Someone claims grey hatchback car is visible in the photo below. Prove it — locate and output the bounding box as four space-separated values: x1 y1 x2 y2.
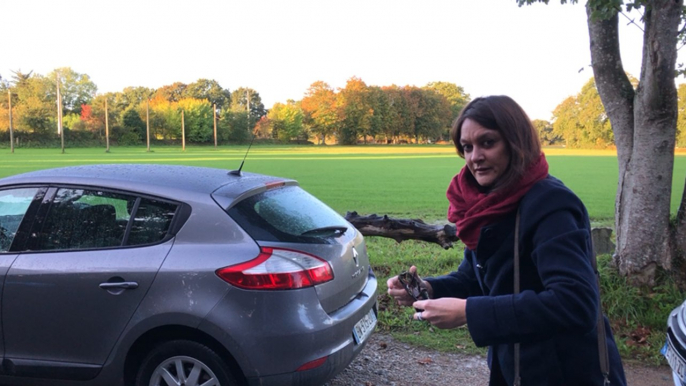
0 164 378 386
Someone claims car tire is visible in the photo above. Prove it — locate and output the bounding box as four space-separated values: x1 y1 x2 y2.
135 340 240 386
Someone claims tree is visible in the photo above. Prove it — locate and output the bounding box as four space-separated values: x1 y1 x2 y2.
10 70 33 86
413 88 452 143
61 113 82 131
86 93 119 139
575 78 613 147
301 81 338 144
551 78 613 148
47 68 97 115
678 84 686 147
79 104 104 136
532 119 560 146
551 96 580 147
423 81 471 123
177 98 213 143
0 71 54 135
337 77 373 145
185 79 231 111
268 100 305 142
253 116 272 139
82 97 101 137
148 95 181 140
366 86 391 144
219 110 251 143
0 76 10 132
381 85 412 143
400 86 429 143
230 87 266 125
13 75 55 134
114 87 154 112
520 0 684 285
119 108 145 143
155 82 187 102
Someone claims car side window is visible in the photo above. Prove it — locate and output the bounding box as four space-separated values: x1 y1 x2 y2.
32 188 135 251
126 198 178 246
0 188 41 252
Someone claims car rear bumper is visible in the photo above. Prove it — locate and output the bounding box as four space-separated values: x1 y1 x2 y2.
200 270 378 386
244 313 375 386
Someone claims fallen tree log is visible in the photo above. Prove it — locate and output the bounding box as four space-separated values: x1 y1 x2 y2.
345 212 458 249
345 212 615 255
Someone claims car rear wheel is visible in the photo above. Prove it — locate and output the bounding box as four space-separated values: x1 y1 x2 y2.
136 340 239 386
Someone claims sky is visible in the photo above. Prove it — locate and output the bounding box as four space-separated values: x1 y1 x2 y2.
1 0 683 121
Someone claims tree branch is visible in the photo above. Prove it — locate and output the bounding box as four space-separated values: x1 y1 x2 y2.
345 212 458 249
346 212 615 256
586 5 635 164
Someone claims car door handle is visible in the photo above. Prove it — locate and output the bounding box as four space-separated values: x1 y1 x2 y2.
99 281 139 290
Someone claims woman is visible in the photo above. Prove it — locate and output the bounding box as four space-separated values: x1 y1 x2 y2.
387 96 626 385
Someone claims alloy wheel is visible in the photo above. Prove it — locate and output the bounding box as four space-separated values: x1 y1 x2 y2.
149 355 220 386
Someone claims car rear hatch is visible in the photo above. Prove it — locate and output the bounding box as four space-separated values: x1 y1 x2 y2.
212 182 371 314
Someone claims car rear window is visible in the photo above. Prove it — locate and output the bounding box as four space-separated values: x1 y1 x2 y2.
227 185 351 244
126 199 178 246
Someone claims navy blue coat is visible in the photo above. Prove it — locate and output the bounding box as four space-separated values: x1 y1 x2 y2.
426 176 626 386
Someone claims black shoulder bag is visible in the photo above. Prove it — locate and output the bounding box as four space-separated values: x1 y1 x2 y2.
512 209 610 386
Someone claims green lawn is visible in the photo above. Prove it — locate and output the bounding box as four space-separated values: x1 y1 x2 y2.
1 145 684 223
1 144 685 362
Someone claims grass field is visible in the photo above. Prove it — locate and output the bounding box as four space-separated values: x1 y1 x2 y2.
1 144 685 363
1 145 685 224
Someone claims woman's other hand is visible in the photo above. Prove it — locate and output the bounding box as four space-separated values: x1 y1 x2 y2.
413 298 467 329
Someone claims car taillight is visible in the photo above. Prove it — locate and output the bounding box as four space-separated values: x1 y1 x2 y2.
216 247 334 290
296 356 328 371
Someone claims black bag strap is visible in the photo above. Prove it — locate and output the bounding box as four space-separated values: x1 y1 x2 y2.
513 209 522 386
513 209 610 385
590 235 611 385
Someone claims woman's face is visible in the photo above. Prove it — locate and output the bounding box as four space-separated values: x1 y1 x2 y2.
459 118 510 188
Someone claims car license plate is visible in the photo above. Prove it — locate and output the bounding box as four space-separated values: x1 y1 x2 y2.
353 308 377 345
664 339 686 383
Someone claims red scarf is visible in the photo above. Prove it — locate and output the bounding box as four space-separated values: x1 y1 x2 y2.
446 153 549 250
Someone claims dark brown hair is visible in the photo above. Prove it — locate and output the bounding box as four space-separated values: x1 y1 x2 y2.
450 95 541 190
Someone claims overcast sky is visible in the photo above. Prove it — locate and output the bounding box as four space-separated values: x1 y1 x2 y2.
2 0 683 120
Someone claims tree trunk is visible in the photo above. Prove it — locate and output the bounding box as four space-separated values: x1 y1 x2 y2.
677 177 686 261
586 0 682 285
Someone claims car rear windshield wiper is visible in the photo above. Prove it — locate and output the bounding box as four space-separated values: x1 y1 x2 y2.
300 226 348 238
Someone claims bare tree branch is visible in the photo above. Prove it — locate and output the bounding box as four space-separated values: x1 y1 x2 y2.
345 212 458 249
346 212 615 256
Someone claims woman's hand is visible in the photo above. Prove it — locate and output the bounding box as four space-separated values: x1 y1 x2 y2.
387 265 433 307
412 297 467 329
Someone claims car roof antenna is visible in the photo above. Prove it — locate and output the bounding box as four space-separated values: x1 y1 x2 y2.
229 131 257 177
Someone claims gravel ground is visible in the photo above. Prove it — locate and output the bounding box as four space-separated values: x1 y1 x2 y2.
326 332 675 386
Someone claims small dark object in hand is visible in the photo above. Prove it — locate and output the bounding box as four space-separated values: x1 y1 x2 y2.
398 271 429 301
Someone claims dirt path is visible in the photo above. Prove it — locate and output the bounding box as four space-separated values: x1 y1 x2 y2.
326 332 674 385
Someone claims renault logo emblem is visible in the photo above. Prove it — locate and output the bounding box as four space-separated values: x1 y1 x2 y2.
352 246 359 267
